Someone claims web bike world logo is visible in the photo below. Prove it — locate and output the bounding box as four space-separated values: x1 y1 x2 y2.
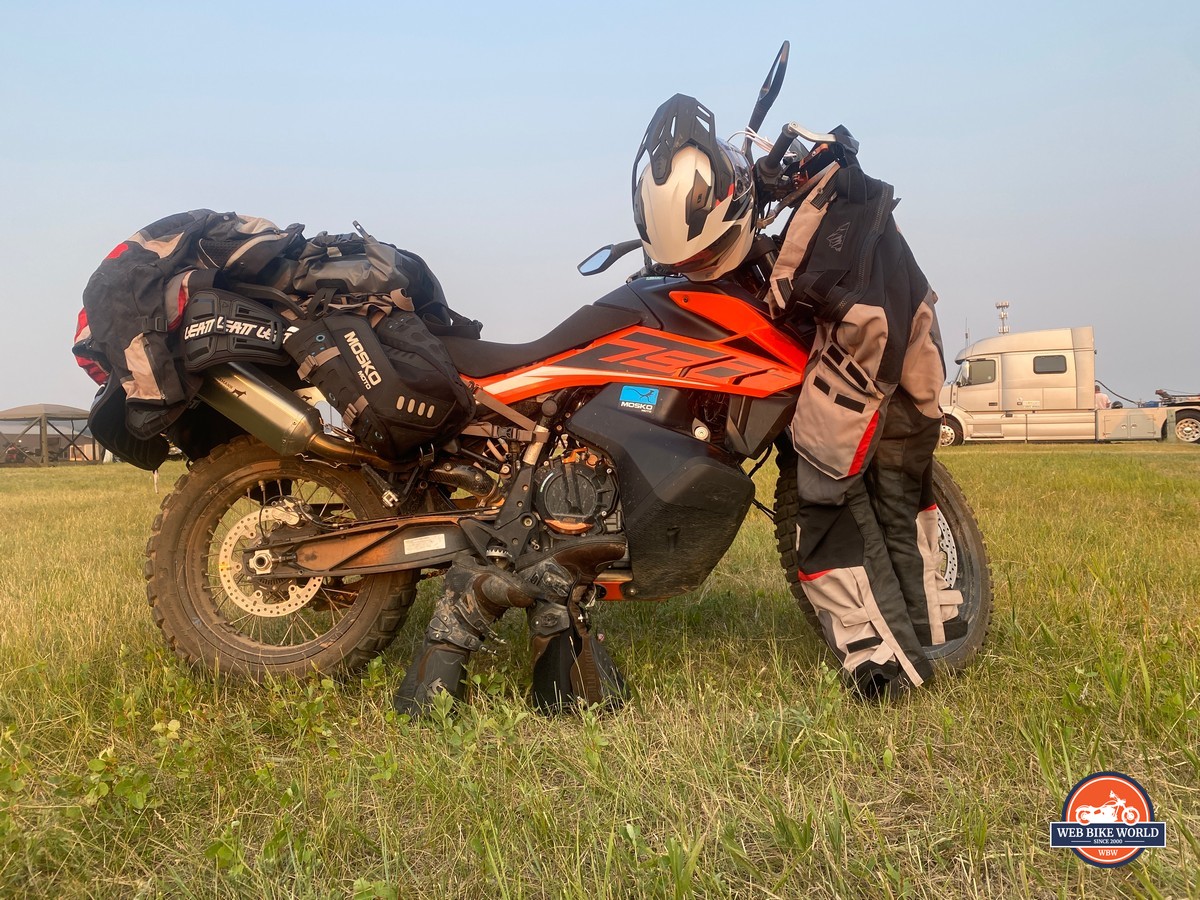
1050 772 1166 867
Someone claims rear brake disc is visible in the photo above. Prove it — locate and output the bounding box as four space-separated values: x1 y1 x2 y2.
217 507 323 617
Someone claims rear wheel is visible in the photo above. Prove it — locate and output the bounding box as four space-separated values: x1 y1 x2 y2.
1175 412 1200 444
773 453 991 671
145 436 417 679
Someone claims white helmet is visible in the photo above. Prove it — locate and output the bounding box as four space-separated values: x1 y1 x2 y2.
633 95 756 282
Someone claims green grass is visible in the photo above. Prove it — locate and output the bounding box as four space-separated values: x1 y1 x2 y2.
0 445 1197 898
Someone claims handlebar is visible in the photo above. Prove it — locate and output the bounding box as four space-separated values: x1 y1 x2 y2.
755 123 800 182
755 121 847 186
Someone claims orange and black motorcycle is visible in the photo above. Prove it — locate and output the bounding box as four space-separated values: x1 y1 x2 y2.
146 250 991 682
144 48 991 690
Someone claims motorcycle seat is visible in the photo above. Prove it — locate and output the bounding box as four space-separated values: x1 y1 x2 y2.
440 304 642 379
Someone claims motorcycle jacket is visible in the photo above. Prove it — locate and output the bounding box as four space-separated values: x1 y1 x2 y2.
769 158 947 480
76 210 304 438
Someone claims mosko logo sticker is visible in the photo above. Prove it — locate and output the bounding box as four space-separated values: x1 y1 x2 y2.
618 385 660 413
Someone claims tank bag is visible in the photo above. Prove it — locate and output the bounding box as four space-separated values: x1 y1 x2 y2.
284 311 475 459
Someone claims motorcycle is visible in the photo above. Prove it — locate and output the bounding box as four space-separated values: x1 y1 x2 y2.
1075 792 1140 825
139 43 992 686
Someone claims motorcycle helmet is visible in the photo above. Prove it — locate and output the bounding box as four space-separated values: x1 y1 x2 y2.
632 94 756 282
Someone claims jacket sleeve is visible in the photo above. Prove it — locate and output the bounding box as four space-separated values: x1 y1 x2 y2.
80 211 215 437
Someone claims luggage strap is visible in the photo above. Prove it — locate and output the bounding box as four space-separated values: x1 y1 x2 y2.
342 395 369 427
296 347 341 381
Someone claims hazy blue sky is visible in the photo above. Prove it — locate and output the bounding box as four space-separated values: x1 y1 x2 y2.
0 0 1196 414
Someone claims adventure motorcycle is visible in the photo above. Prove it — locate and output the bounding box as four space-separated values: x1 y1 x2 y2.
139 45 992 687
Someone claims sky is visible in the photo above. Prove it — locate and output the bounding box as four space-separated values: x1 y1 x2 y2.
0 0 1197 414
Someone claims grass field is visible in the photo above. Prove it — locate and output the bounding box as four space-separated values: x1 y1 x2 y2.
0 444 1197 898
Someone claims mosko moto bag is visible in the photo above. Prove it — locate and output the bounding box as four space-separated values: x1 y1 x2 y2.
284 311 475 459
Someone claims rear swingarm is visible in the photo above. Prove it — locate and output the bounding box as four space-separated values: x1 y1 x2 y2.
245 509 498 579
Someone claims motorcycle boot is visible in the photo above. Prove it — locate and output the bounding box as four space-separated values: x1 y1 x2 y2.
518 537 629 714
528 594 628 714
393 554 534 717
517 537 627 602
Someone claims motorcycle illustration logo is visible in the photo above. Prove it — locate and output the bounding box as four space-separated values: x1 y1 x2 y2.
1050 771 1166 867
1073 791 1140 825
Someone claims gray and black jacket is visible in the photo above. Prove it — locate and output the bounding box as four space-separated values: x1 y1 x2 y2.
770 161 946 480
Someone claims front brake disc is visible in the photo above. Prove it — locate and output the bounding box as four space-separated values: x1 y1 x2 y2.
936 508 959 587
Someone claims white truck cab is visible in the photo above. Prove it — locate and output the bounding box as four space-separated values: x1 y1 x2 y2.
938 326 1198 445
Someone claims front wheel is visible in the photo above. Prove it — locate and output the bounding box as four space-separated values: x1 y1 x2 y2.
145 436 418 679
939 418 964 447
774 454 992 672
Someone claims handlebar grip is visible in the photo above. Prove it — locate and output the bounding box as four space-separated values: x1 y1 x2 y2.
757 123 801 181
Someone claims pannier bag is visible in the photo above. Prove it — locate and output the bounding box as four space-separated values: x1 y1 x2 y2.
284 310 476 458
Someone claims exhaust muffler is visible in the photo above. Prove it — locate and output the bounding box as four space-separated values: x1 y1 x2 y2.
196 363 400 469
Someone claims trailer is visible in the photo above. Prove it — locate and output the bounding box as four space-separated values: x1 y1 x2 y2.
937 326 1199 446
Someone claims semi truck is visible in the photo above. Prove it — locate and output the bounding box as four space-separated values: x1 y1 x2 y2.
938 326 1199 446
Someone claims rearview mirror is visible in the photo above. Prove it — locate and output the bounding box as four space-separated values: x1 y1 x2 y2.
743 41 790 154
577 239 643 276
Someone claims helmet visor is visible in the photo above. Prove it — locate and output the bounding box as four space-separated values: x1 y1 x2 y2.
719 141 755 223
